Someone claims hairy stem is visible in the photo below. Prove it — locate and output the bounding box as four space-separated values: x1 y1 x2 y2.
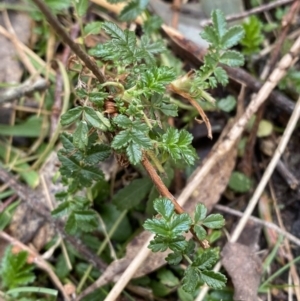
31 0 106 84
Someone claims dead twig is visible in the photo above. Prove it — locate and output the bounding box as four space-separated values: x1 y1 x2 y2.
0 78 49 104
31 0 106 84
200 0 294 26
215 204 300 247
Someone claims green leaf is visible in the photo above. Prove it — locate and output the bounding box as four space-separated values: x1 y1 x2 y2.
166 252 182 265
200 270 226 289
159 103 178 117
99 204 132 242
153 198 174 221
213 67 228 86
202 214 225 229
113 115 132 128
113 178 152 210
148 235 187 252
182 266 200 293
228 171 252 193
0 116 46 137
169 213 192 236
131 129 152 148
60 107 83 126
126 142 142 164
193 224 207 240
73 120 88 150
0 246 35 289
211 9 227 39
219 50 244 67
217 95 236 112
83 21 102 36
200 25 219 45
139 66 176 96
102 21 127 42
142 15 163 35
240 16 264 54
157 269 180 286
162 128 197 165
112 129 131 149
194 203 207 223
83 107 110 130
85 144 111 164
74 0 89 16
144 219 169 237
257 119 273 138
119 0 149 21
193 249 218 269
221 26 244 49
51 201 71 218
65 210 99 234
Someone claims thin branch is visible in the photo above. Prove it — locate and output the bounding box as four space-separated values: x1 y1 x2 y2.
141 155 209 249
215 204 300 247
31 0 106 84
200 0 294 26
0 78 49 104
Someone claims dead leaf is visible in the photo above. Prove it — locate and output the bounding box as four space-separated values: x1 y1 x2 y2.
221 242 262 301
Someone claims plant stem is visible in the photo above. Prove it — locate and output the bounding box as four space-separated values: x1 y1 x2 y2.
141 154 209 248
31 0 106 84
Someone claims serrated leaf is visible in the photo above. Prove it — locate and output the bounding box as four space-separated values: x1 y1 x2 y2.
194 224 207 240
220 50 244 67
126 142 142 164
240 16 264 54
213 67 228 86
0 247 35 289
83 107 109 130
159 103 178 117
65 210 99 234
85 144 111 164
200 25 219 45
51 201 71 218
217 96 236 112
131 129 152 148
200 270 226 289
60 107 83 126
153 198 174 220
194 203 207 223
228 171 252 193
202 214 225 229
182 266 200 293
211 9 227 39
193 249 218 269
142 15 163 35
221 26 244 49
119 0 149 21
83 21 102 36
73 120 88 150
166 252 182 265
113 178 152 210
167 235 188 252
169 213 192 235
102 21 126 41
112 130 131 149
143 219 169 237
148 236 169 252
113 115 132 128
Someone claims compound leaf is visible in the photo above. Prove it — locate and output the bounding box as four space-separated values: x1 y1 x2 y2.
202 214 225 229
200 270 226 289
